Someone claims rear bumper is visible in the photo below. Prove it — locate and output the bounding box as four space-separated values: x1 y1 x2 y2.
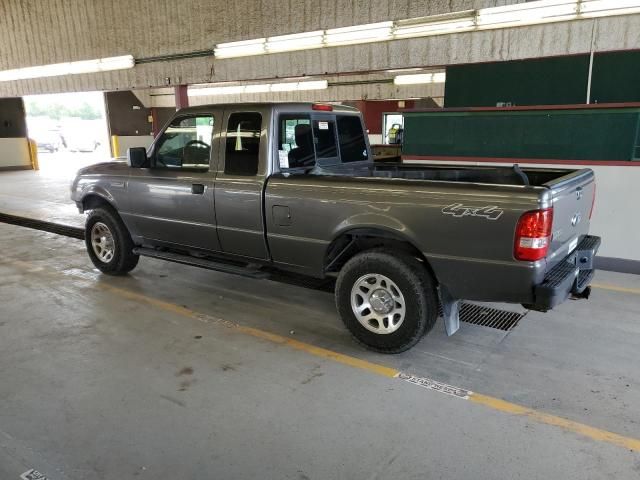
530 235 601 311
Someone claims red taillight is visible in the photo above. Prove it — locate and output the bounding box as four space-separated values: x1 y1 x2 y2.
589 183 596 219
514 208 553 261
312 103 333 111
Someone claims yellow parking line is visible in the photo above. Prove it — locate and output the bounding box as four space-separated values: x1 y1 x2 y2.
4 257 640 453
592 283 640 295
98 282 640 452
469 394 640 451
100 283 399 378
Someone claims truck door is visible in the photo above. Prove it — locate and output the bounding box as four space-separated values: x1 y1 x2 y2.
213 108 269 259
126 110 222 251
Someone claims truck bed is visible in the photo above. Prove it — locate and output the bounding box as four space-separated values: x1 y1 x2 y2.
312 162 572 186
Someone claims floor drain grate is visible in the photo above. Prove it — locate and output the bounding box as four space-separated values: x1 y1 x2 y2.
0 212 85 240
459 303 526 331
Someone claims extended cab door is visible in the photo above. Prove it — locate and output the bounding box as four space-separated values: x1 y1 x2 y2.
213 107 270 260
127 110 222 251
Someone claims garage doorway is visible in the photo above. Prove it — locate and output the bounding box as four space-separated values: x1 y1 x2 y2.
24 91 111 179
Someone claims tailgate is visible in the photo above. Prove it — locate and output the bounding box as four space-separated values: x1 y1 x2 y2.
545 169 595 268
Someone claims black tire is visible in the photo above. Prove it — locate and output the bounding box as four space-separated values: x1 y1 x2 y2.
85 206 139 275
335 249 438 353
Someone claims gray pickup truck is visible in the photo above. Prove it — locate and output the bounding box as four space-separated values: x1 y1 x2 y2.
71 102 601 353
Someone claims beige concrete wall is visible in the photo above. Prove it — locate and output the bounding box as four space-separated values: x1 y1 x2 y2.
404 159 640 262
114 135 154 158
0 138 31 169
1 1 639 96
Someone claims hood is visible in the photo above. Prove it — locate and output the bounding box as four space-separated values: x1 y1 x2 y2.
76 159 128 176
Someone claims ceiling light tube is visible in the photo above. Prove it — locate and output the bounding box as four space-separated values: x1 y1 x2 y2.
292 80 329 91
579 0 640 17
394 72 446 85
476 0 577 29
0 55 134 82
243 84 271 93
188 80 328 97
214 38 266 58
393 11 476 38
325 21 393 46
266 30 325 53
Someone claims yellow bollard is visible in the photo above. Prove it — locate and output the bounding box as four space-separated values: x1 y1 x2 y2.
111 135 120 158
28 138 39 171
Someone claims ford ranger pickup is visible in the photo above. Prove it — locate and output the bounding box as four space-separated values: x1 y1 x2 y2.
71 103 601 353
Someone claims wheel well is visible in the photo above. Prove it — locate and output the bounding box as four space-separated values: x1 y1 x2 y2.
82 194 114 213
324 229 437 281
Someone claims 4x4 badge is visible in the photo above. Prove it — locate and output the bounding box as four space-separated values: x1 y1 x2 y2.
441 203 504 221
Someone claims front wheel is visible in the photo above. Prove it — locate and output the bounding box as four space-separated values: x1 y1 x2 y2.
335 249 438 353
85 207 139 275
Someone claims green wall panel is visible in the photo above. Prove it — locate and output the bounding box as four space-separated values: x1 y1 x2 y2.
591 51 640 104
403 108 640 161
444 56 590 108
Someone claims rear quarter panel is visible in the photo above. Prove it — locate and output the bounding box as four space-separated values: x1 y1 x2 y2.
265 174 551 302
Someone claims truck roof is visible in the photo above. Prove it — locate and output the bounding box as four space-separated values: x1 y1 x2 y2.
176 102 360 114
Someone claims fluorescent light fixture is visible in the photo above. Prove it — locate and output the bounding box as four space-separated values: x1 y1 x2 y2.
291 80 329 91
188 85 245 96
210 0 640 59
579 0 640 17
188 80 328 97
214 38 266 58
266 30 324 53
394 72 446 85
476 0 577 29
385 67 424 73
325 21 393 46
0 55 134 82
393 11 476 38
270 80 328 92
244 84 271 93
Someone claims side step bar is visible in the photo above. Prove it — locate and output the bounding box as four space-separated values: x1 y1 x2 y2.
133 247 270 279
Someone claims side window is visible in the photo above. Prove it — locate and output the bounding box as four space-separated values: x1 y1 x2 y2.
155 115 213 170
278 114 313 169
337 115 369 162
312 119 338 160
224 112 262 176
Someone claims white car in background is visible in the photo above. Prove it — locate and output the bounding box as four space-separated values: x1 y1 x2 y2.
65 134 100 152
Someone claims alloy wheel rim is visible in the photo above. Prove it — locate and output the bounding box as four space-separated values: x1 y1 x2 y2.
350 273 406 334
90 222 115 263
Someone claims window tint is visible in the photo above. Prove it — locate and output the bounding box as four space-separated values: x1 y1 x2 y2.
312 119 337 159
278 115 313 169
337 115 369 162
224 112 262 175
155 116 213 169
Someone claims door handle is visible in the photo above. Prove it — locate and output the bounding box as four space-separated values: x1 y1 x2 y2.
191 183 205 195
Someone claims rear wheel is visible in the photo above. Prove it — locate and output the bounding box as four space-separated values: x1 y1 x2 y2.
85 207 139 275
335 249 438 353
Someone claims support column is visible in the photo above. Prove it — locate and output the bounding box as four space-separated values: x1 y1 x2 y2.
174 85 189 110
0 97 33 171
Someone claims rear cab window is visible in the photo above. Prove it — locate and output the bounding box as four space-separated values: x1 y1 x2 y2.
224 112 262 176
277 111 368 171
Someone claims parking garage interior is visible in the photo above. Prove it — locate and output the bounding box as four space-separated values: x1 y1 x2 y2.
1 1 640 479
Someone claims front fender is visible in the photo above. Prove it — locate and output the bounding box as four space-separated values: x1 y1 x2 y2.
75 183 118 212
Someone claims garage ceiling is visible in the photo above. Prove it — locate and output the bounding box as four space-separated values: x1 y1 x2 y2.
1 0 639 96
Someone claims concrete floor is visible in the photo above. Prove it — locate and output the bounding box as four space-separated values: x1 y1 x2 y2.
0 152 100 227
1 160 640 479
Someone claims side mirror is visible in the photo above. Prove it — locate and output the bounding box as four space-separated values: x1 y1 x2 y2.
127 147 148 168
